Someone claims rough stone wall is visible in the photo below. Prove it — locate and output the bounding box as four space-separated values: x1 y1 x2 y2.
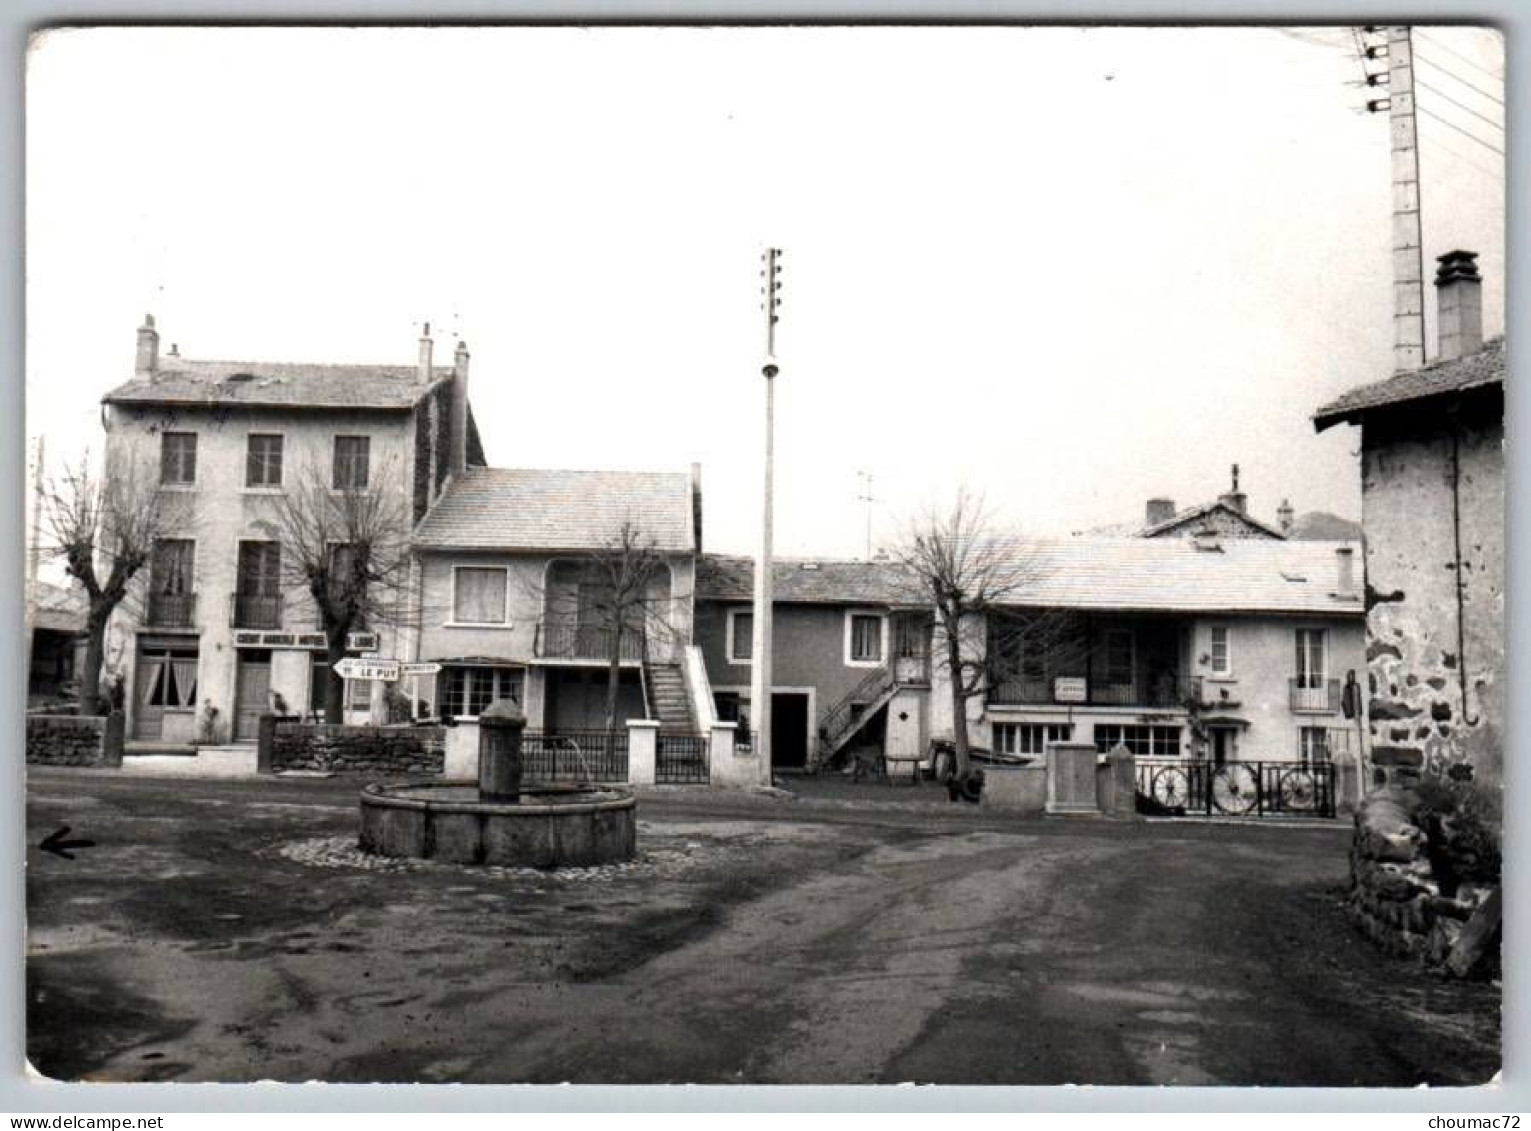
1149 507 1280 539
271 723 445 775
1349 791 1497 973
1360 390 1504 791
27 714 120 767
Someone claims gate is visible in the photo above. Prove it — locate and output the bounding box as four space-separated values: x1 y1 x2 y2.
657 732 710 785
1135 759 1336 819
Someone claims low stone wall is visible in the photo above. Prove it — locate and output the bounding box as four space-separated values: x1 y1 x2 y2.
26 713 123 768
1349 789 1499 974
268 722 446 776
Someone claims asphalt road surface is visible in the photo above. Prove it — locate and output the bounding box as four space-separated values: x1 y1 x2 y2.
26 768 1500 1085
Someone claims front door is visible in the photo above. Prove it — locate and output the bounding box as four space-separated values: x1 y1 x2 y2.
134 640 200 741
1209 726 1236 766
771 692 809 770
233 650 272 742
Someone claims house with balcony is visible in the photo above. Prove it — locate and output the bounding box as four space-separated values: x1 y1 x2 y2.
406 465 704 738
930 534 1367 773
694 555 932 771
100 317 484 745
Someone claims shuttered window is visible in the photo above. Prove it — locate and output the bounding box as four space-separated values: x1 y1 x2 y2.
453 567 508 624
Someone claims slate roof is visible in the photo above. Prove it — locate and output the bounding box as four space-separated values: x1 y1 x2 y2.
697 555 921 606
1138 500 1287 540
992 537 1364 616
412 467 696 553
1313 337 1506 430
699 539 1364 617
102 359 452 410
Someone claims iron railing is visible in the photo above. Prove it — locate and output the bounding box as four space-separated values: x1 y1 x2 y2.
230 592 281 629
534 620 646 663
1135 759 1337 819
147 591 196 628
989 672 1192 709
656 732 710 784
818 665 897 749
1289 678 1342 713
520 729 630 783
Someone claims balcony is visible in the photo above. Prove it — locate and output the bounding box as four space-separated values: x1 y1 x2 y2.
533 620 645 663
1290 678 1341 713
230 592 282 630
989 672 1192 709
146 591 197 629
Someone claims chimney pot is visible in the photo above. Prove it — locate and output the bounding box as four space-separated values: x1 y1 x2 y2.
418 323 434 385
1434 249 1483 362
136 314 160 381
450 338 470 475
1277 498 1295 534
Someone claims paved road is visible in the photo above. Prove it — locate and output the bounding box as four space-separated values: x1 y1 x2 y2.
26 768 1499 1085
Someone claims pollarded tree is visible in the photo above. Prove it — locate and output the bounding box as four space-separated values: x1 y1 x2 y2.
44 454 169 714
256 457 413 723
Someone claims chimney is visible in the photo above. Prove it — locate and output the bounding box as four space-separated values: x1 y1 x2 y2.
1217 462 1247 515
1145 497 1176 527
135 314 159 381
1335 546 1357 599
450 339 470 475
690 461 704 553
1434 249 1483 362
417 321 434 384
1277 498 1294 535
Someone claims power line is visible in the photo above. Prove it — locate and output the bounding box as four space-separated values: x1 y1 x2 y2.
1416 77 1504 133
1416 123 1508 182
1413 50 1506 108
1416 102 1505 157
1414 30 1504 83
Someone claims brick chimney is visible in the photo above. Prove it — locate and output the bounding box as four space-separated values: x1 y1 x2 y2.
451 339 470 474
1145 498 1176 527
1434 249 1483 362
1217 463 1247 515
135 314 159 381
417 322 434 385
691 461 704 553
1335 545 1357 599
1277 498 1295 535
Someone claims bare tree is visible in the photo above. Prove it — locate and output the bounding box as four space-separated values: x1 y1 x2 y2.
890 487 1062 782
578 521 675 740
44 454 168 714
256 457 413 723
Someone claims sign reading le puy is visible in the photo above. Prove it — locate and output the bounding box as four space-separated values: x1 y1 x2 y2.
333 657 401 682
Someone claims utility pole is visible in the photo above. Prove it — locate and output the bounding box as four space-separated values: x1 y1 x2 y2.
749 248 783 781
857 470 875 559
1363 26 1427 371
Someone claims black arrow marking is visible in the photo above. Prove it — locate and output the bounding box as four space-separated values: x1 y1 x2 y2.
40 826 96 860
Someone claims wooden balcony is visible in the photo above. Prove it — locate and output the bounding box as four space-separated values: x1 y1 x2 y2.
533 620 645 663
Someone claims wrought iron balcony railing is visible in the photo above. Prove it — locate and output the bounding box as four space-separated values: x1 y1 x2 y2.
230 592 282 630
988 672 1192 709
1289 678 1341 713
146 591 196 628
533 620 645 663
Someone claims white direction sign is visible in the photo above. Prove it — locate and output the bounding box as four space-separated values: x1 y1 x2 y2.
333 657 400 682
400 662 443 677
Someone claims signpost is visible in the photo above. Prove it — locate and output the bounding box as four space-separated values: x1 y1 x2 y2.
333 658 401 682
1054 676 1087 734
401 662 442 722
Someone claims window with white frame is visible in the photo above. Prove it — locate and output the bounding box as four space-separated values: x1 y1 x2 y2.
452 566 508 624
1295 628 1328 688
246 433 284 487
1209 625 1231 676
160 432 197 486
845 611 885 666
1094 724 1181 756
993 722 1073 756
1299 726 1333 765
727 609 753 663
332 435 371 490
440 665 524 718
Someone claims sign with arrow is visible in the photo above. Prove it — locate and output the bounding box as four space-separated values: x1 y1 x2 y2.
40 826 95 860
333 657 400 682
400 662 442 677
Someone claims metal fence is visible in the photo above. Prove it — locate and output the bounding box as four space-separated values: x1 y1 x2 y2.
520 729 629 783
1135 759 1337 819
656 732 710 785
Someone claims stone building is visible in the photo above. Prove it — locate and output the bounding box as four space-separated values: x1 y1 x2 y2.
1314 250 1505 791
100 317 484 745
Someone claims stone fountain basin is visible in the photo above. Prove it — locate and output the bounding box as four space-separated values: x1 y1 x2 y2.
359 782 636 868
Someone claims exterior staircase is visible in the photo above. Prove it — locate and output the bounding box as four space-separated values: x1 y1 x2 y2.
645 661 697 733
816 665 902 765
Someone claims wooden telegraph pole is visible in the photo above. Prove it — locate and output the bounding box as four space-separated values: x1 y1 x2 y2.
749 248 783 781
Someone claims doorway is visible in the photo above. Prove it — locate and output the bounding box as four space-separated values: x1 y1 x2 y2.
133 637 200 741
771 692 809 770
1209 725 1238 766
233 649 272 742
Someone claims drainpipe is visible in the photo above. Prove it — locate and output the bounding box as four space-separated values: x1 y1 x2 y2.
1448 412 1479 727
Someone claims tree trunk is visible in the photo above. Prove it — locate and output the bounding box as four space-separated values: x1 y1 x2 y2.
324 628 347 724
605 624 622 747
946 619 970 781
79 612 107 716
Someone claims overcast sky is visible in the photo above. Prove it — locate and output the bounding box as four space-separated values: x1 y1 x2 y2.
26 25 1505 559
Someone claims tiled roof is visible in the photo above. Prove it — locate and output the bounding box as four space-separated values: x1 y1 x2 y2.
412 467 696 553
1139 501 1287 540
32 580 87 634
994 537 1364 616
102 359 452 410
700 539 1364 617
1314 337 1505 430
697 555 921 606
